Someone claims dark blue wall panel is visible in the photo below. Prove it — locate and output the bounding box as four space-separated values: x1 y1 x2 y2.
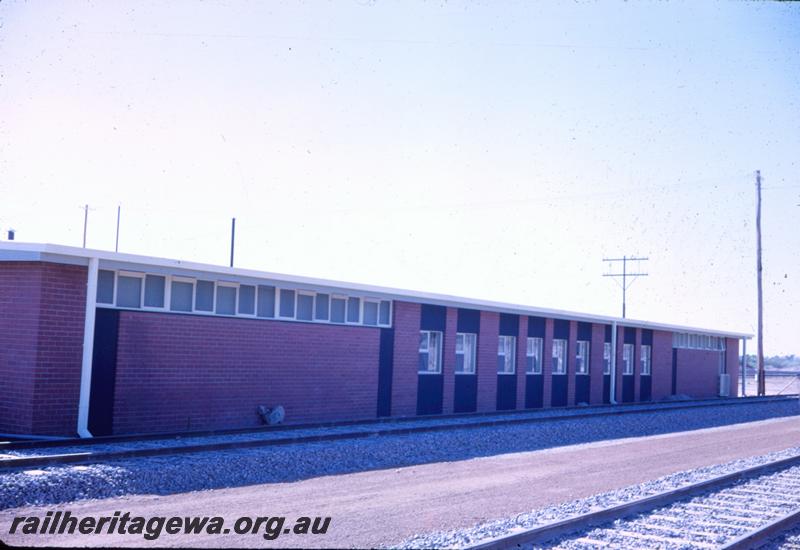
605 324 612 342
377 328 394 417
417 374 443 415
622 375 635 403
454 375 477 413
624 327 636 344
672 349 678 395
554 319 570 340
457 308 480 333
496 375 517 410
499 313 519 336
642 329 653 346
640 375 652 401
551 375 568 406
525 375 544 408
577 322 592 341
575 375 590 404
528 316 545 337
603 374 611 404
89 308 120 436
420 304 447 332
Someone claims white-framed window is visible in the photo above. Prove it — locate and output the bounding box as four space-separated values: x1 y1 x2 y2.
116 270 144 308
641 344 652 375
278 289 295 318
552 339 567 374
526 337 543 374
330 295 347 323
673 332 727 351
143 274 166 309
296 291 315 321
497 335 516 374
576 340 590 375
603 342 611 375
346 297 360 323
96 269 392 327
195 280 215 312
170 276 195 312
455 332 477 374
256 285 275 318
419 330 443 374
215 282 238 315
238 284 256 316
363 300 380 326
623 343 634 375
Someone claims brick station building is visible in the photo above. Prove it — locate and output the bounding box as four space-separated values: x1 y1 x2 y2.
0 243 748 438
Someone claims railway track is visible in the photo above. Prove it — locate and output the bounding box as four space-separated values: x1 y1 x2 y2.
1 395 796 472
467 452 800 550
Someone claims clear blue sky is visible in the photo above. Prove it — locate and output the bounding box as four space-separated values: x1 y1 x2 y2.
1 2 798 354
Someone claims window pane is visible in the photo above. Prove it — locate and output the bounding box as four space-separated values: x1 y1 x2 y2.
97 270 115 303
456 333 464 352
331 297 346 323
143 275 165 308
379 301 391 325
256 285 275 318
429 332 441 373
116 275 142 308
170 281 193 312
315 293 330 320
363 301 378 325
419 331 429 351
196 280 214 312
238 285 255 315
216 285 236 315
279 289 295 318
456 354 465 373
297 293 314 321
347 297 360 323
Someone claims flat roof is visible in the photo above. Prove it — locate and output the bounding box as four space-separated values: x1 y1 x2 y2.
0 241 752 339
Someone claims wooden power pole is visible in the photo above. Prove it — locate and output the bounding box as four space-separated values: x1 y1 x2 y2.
756 170 765 396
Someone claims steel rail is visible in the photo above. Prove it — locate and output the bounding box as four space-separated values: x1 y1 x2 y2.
2 394 794 453
721 509 800 550
465 452 800 550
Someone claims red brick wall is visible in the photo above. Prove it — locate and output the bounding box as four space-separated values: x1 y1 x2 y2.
0 262 42 433
390 301 420 417
441 307 458 414
675 348 722 398
589 324 605 404
542 318 554 407
112 310 381 434
651 330 673 401
0 262 85 436
476 312 499 411
567 321 577 406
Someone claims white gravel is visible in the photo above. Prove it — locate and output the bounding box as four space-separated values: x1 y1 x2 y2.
398 444 800 549
1 399 798 512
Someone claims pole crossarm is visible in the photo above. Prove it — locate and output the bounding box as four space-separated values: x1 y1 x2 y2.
603 255 649 318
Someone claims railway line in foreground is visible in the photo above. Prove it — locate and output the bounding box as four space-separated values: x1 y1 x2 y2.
467 451 800 550
1 395 796 471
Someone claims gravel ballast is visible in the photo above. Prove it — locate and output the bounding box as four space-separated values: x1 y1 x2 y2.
398 445 800 549
1 399 798 511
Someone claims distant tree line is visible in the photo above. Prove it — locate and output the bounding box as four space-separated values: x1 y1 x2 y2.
741 354 800 371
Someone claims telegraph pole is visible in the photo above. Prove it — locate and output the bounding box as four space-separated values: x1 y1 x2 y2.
230 217 236 267
603 256 649 318
756 170 765 396
82 204 89 248
115 205 121 252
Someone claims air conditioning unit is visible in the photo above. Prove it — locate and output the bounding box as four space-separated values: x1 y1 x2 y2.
719 374 731 397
